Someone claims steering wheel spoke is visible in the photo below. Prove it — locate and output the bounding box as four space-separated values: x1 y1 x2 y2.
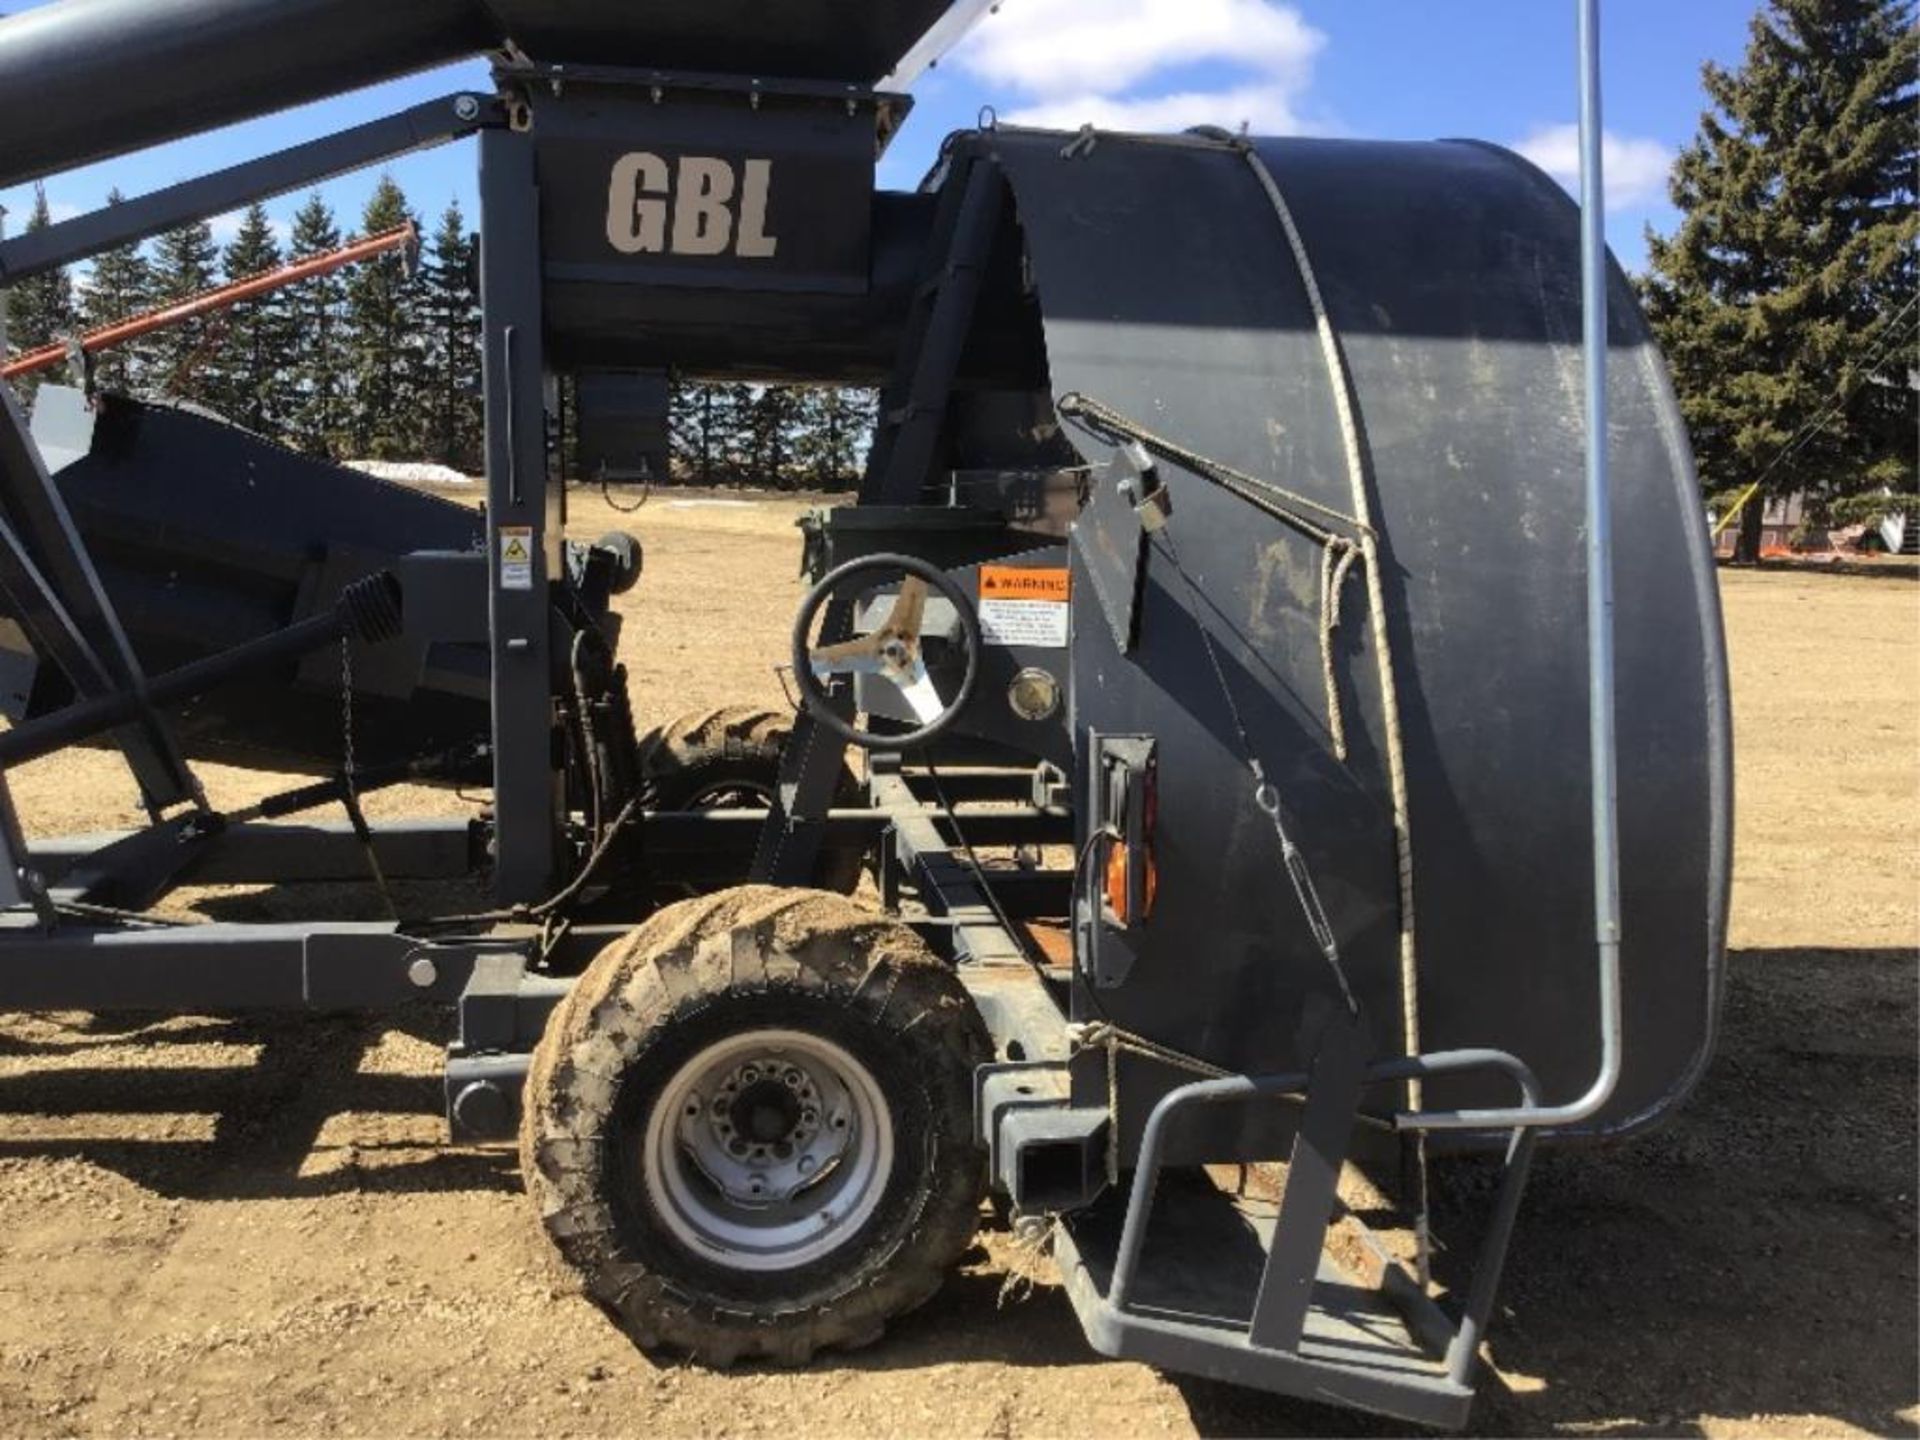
889 659 947 726
792 554 982 752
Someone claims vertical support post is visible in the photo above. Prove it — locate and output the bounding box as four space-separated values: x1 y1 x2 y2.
0 202 9 359
480 126 559 902
1576 0 1624 1102
1247 1014 1366 1351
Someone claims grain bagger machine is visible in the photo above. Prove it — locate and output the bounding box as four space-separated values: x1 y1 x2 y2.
0 0 1729 1425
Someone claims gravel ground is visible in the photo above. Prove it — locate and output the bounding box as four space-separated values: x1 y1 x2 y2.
0 494 1913 1438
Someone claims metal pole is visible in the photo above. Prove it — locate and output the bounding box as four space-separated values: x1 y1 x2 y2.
1395 0 1622 1133
2 223 416 380
0 202 10 361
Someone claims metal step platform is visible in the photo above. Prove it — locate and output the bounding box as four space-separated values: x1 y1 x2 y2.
1055 1173 1472 1430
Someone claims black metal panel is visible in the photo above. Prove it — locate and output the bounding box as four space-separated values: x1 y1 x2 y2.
545 190 935 382
533 81 875 297
574 371 671 483
0 398 490 774
485 0 962 83
985 128 1728 1141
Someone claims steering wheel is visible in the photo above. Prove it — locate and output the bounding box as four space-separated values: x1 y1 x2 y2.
792 553 982 750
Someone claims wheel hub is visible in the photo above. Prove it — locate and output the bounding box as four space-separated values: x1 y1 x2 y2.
646 1028 892 1269
692 1057 842 1202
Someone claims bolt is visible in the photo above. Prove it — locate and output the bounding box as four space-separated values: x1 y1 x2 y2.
1012 1214 1051 1245
406 956 438 989
453 94 481 122
797 1155 817 1176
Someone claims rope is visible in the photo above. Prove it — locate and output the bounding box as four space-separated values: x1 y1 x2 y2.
1319 540 1361 759
1235 143 1424 1102
1069 1020 1232 1188
1058 391 1366 760
1237 138 1432 1286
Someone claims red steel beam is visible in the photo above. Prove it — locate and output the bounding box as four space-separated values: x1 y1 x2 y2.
2 223 417 381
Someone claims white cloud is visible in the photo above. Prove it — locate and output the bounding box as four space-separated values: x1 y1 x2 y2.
1005 84 1306 136
1513 124 1674 209
953 0 1328 137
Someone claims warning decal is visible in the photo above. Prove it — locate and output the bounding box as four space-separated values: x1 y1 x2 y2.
978 565 1070 648
499 526 534 591
980 565 1071 602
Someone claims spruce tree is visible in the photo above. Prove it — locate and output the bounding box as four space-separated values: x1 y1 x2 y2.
341 175 423 459
793 387 875 490
417 201 482 471
147 215 221 404
5 187 75 405
77 188 152 395
1641 0 1918 561
744 385 805 487
208 202 292 434
283 193 349 457
671 381 725 484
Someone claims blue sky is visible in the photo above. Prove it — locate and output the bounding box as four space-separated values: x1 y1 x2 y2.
0 0 1763 275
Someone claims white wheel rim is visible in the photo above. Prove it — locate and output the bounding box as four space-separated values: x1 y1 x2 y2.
641 1027 894 1272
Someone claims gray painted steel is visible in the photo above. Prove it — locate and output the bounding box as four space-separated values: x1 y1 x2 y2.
0 0 491 188
979 129 1729 1140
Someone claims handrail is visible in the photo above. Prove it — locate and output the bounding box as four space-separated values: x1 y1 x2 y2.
1395 0 1623 1133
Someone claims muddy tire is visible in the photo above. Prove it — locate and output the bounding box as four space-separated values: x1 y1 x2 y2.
519 885 990 1366
639 705 865 895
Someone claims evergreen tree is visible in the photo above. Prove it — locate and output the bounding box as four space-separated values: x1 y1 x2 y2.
77 188 152 394
283 193 349 457
793 387 875 490
743 385 806 487
417 201 482 471
207 202 292 433
147 215 221 404
1640 0 1918 561
670 381 759 484
5 186 75 405
341 175 423 459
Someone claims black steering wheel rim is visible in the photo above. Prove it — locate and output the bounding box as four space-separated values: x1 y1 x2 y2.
791 553 982 752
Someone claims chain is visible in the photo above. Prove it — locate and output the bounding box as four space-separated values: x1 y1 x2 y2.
1156 526 1359 1017
340 634 356 783
340 635 396 918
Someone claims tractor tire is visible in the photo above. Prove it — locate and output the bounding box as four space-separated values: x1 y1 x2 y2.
519 885 990 1367
639 705 865 895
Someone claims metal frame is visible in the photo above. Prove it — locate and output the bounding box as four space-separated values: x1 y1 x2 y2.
0 2 1633 1423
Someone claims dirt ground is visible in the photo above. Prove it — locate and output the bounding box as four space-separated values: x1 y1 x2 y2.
0 491 1913 1438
